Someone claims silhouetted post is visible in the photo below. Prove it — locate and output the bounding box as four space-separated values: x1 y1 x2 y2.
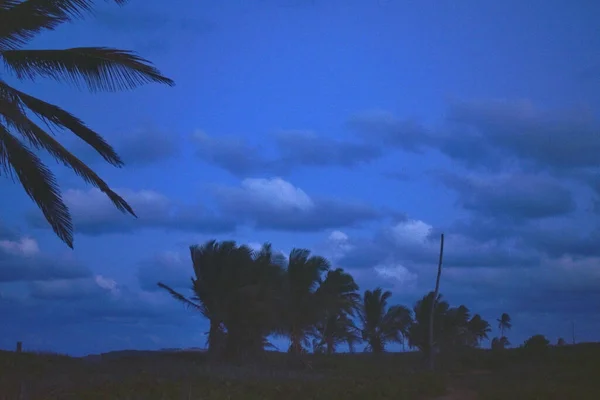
571 321 576 345
428 233 445 371
16 341 22 353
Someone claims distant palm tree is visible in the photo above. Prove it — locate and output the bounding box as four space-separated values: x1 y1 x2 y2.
491 336 510 350
497 313 512 337
0 0 174 248
360 288 412 354
467 314 491 347
281 249 330 355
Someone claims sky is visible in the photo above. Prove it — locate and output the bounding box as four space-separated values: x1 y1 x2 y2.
1 0 600 356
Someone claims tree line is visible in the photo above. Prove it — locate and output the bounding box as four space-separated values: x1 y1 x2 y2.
158 240 513 363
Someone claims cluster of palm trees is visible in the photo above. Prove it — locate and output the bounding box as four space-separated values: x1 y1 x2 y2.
158 240 498 362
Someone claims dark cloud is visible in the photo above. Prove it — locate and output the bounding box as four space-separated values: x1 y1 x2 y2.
347 111 433 152
436 171 576 220
349 100 600 176
117 129 180 166
335 219 537 272
27 188 236 236
442 99 600 171
214 177 383 231
192 130 382 176
273 130 382 169
0 237 91 283
192 131 272 176
73 128 180 167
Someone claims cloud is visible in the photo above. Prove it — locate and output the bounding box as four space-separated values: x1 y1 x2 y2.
336 218 537 272
74 128 180 166
116 129 180 166
272 130 382 169
28 188 236 236
137 251 191 292
0 236 91 283
29 275 119 300
442 99 600 171
192 130 271 176
436 171 576 220
349 100 600 177
347 110 433 152
214 177 383 231
192 130 382 176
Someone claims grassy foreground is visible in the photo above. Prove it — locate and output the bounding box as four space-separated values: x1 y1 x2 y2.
1 343 599 399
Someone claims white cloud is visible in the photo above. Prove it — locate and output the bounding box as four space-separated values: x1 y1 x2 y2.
240 177 315 211
374 263 418 287
389 219 432 245
0 237 40 257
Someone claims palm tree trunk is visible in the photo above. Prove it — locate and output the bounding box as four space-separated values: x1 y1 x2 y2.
428 233 445 371
207 320 223 357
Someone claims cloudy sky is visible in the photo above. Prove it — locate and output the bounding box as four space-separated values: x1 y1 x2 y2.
2 0 600 356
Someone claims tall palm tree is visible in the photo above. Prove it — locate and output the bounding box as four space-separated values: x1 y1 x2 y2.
359 288 412 354
281 248 330 355
1 0 174 248
497 313 512 337
159 240 286 361
157 240 236 356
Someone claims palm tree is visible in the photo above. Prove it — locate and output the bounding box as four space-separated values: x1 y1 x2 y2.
409 291 450 356
157 240 236 356
158 240 286 361
491 336 510 350
281 249 330 355
360 288 412 354
466 314 491 347
312 268 361 354
497 313 512 337
1 0 174 248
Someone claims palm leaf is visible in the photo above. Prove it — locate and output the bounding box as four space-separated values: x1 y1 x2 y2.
2 95 135 218
0 80 123 165
0 1 129 50
1 47 175 91
0 122 73 246
157 282 208 315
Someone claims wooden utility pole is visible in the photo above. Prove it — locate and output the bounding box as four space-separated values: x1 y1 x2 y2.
428 233 445 371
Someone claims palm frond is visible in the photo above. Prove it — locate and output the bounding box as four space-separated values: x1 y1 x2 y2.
157 282 207 315
1 95 135 219
0 122 73 246
1 47 174 91
0 80 123 165
0 1 129 50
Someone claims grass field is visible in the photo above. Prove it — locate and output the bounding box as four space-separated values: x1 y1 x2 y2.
1 343 599 399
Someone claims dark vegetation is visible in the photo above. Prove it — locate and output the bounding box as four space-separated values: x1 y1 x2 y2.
3 240 598 399
1 343 599 399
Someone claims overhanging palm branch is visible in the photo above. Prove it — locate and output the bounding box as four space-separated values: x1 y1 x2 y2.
0 0 174 248
157 281 207 316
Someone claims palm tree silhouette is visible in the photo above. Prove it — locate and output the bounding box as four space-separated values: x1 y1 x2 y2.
313 268 361 354
497 313 512 338
0 0 174 248
360 288 412 354
281 248 330 355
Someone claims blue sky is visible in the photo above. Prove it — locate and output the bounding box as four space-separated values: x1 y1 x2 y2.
2 0 600 355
